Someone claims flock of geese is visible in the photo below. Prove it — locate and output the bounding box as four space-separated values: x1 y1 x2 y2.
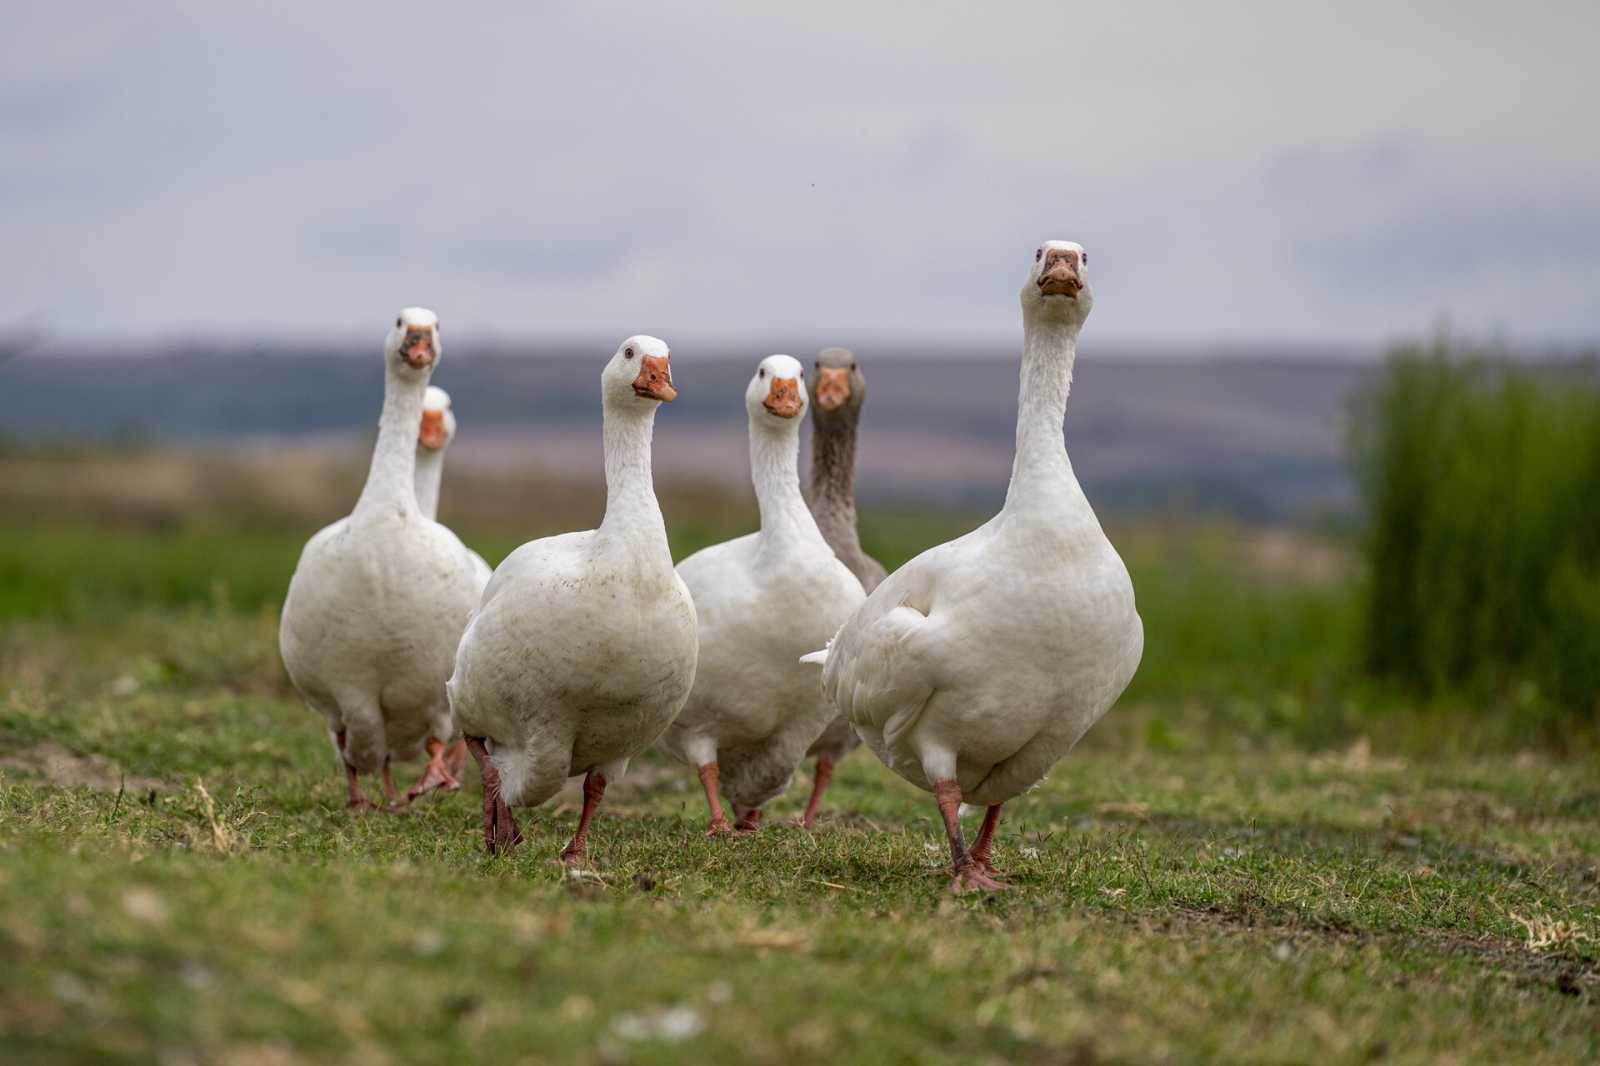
278 240 1144 892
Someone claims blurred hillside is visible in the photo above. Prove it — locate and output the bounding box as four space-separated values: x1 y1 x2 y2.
5 343 1369 522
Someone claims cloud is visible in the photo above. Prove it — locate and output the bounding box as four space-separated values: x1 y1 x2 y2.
2 0 1598 346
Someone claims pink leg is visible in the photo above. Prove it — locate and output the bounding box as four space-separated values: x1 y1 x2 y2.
734 807 762 833
793 758 834 830
344 761 374 811
337 729 373 812
698 763 733 837
464 736 522 854
403 737 462 804
933 780 1008 893
381 758 400 804
442 738 468 781
969 803 1007 882
559 770 607 864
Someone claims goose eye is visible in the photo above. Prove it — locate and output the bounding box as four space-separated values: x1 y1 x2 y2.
1034 248 1042 262
851 363 858 371
395 317 402 327
1081 253 1088 265
625 346 634 359
759 369 766 379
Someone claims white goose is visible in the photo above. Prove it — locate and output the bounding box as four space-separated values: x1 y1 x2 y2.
806 242 1143 891
448 336 698 863
414 385 493 588
414 385 456 521
279 308 485 809
660 355 866 834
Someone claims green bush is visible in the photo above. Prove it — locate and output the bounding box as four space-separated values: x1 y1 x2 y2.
1352 335 1600 715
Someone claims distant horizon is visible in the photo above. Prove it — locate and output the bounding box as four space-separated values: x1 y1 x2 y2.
11 330 1600 366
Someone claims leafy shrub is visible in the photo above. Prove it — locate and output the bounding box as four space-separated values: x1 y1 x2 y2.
1351 335 1600 715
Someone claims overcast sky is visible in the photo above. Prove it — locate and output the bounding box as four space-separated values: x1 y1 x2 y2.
5 1 1598 350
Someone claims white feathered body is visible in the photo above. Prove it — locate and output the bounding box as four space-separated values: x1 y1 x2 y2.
662 528 864 809
448 528 699 807
819 482 1140 807
816 272 1142 811
279 502 484 773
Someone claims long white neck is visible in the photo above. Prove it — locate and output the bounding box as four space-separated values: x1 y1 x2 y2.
355 364 428 516
414 444 445 521
751 416 819 549
1004 316 1080 512
597 399 668 553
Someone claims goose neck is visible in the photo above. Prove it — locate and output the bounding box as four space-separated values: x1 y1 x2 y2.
751 417 812 544
355 365 428 515
809 413 863 549
1005 317 1079 510
414 445 444 521
598 401 667 547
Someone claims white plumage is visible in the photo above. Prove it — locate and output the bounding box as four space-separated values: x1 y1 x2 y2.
809 242 1143 891
278 308 485 808
658 355 866 833
413 385 492 587
447 335 698 862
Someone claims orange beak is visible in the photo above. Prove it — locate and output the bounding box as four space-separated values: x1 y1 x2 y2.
763 376 803 418
418 409 448 450
632 354 677 402
814 367 851 412
400 327 437 368
1037 251 1082 297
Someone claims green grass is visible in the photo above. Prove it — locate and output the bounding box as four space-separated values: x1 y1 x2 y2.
3 530 1597 1063
1352 338 1600 714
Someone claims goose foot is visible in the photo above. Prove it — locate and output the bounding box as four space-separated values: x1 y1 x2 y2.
465 736 522 855
733 807 762 834
790 757 834 830
969 803 1007 882
342 757 377 813
338 731 376 812
948 858 1011 894
559 770 607 865
697 763 735 839
403 738 462 804
442 738 468 782
932 779 1011 893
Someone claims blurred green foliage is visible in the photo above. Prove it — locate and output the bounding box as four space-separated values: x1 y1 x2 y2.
1352 335 1600 717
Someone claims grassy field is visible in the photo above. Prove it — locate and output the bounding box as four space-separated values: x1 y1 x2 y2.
1 459 1597 1063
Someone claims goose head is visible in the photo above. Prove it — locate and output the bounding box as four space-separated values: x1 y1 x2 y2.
746 354 807 424
811 347 864 423
603 335 677 409
384 307 442 378
418 386 456 451
1021 241 1093 325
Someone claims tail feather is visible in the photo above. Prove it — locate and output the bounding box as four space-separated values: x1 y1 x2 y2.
799 629 838 667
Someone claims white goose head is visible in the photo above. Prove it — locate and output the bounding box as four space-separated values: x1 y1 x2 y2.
1020 241 1093 325
746 354 807 424
603 334 677 409
384 307 442 379
419 386 456 451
